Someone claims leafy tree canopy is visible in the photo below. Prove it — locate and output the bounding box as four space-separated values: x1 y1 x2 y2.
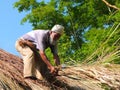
14 0 120 64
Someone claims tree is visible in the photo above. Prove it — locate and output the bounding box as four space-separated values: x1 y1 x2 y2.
14 0 120 63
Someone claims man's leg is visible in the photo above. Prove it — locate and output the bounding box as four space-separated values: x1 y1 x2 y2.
15 40 36 78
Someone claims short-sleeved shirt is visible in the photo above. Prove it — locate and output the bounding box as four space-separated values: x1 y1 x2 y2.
21 30 57 54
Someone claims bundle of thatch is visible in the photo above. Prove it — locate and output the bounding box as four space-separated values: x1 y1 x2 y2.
0 49 120 90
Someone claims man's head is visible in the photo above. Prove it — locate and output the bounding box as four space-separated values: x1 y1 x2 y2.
51 24 64 35
50 24 64 45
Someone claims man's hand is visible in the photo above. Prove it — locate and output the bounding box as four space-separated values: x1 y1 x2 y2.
39 51 59 75
25 40 36 50
19 39 27 47
48 66 60 76
48 66 55 74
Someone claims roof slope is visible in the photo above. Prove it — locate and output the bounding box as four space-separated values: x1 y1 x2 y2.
0 49 120 90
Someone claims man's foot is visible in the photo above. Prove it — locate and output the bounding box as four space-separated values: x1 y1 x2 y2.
24 76 37 80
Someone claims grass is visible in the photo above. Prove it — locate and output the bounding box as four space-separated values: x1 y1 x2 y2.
83 23 120 64
0 73 24 90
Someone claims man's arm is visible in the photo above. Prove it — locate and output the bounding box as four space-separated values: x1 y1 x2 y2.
53 54 60 66
50 45 60 66
19 39 36 51
39 50 55 73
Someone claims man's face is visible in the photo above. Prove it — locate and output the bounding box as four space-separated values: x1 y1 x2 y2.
49 32 61 45
52 32 61 40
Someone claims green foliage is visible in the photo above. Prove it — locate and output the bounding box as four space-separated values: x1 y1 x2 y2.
101 83 111 90
14 0 120 64
58 34 72 63
78 23 120 64
45 48 54 65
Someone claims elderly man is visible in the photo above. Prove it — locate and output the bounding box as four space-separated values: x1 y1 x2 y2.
15 24 64 80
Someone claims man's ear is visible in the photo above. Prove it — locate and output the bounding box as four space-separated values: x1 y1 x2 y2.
50 31 52 35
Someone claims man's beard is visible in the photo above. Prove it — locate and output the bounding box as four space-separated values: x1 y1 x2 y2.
49 36 57 45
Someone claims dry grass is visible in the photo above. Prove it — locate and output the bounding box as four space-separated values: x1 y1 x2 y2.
0 73 24 90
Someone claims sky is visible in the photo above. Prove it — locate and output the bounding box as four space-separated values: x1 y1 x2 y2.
0 0 32 56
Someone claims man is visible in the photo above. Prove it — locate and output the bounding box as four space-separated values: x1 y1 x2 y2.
15 24 64 80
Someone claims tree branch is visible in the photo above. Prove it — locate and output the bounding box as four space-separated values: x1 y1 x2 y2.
102 0 120 10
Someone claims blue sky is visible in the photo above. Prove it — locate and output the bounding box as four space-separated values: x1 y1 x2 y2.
0 0 32 56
